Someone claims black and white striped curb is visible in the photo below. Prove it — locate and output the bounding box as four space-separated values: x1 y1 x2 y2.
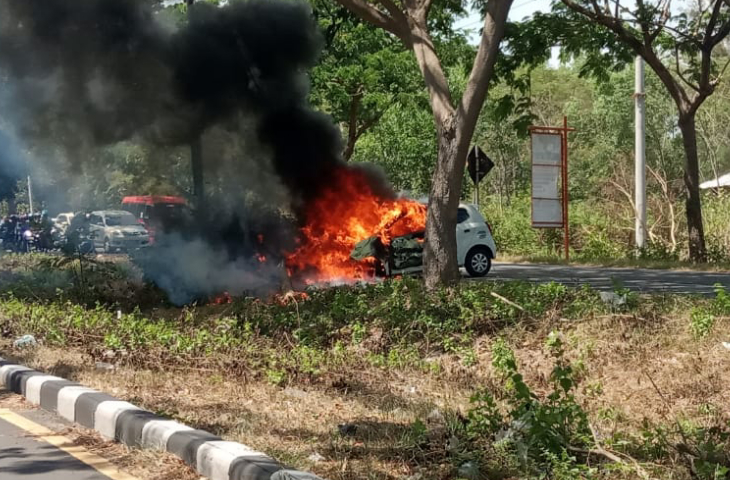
0 357 324 480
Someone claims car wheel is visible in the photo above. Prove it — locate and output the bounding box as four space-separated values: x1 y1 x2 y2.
103 237 112 253
465 247 492 277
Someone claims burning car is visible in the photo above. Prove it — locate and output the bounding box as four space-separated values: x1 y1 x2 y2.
351 203 497 278
121 196 191 243
283 166 497 285
88 210 150 253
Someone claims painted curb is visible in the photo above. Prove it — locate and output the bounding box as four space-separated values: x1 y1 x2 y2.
0 357 325 480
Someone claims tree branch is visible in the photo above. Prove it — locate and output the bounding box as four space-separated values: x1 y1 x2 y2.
333 0 407 39
409 25 455 126
562 0 693 107
356 109 386 138
413 0 435 23
459 0 514 128
715 55 730 85
603 0 699 44
674 45 702 92
562 0 644 51
704 0 728 46
378 0 408 25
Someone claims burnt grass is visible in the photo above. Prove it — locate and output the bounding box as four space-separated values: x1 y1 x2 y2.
1 253 729 480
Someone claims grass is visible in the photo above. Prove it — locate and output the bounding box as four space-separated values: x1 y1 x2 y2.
1 253 730 479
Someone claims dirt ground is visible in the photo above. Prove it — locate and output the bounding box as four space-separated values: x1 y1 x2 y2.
4 307 730 480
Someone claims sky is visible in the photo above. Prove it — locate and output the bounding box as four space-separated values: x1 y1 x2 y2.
454 0 559 64
454 0 553 32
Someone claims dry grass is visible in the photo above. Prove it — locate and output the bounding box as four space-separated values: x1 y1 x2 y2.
12 345 475 480
4 302 730 480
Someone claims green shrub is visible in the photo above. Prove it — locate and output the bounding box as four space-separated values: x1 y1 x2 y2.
635 240 680 262
466 333 591 476
690 307 716 339
711 284 730 315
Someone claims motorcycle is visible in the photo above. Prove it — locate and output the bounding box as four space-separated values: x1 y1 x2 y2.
20 226 38 252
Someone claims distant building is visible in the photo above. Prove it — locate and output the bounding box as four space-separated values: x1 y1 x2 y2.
700 173 730 189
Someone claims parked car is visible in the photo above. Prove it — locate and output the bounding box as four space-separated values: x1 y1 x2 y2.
355 203 497 278
88 210 150 252
52 212 75 234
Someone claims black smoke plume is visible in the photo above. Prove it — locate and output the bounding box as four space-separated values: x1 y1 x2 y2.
0 0 379 303
0 0 344 203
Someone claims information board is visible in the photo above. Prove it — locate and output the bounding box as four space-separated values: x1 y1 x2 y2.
531 133 563 227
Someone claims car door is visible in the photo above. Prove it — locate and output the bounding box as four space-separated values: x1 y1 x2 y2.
455 207 473 259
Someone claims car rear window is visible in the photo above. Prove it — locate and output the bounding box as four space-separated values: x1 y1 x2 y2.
457 208 470 224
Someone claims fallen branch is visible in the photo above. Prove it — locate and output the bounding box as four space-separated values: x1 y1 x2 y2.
490 291 525 311
567 445 625 464
568 423 650 479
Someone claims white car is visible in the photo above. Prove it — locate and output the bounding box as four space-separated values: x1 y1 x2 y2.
455 203 497 277
382 203 497 277
88 210 150 252
52 212 75 234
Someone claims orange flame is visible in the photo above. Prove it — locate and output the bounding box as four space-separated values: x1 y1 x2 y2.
211 291 232 304
286 168 426 283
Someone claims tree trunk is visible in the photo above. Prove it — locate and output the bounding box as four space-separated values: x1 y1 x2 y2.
343 91 362 161
677 113 707 262
424 117 467 288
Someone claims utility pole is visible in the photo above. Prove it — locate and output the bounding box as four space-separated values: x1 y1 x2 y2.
27 176 33 216
634 56 646 249
186 0 205 217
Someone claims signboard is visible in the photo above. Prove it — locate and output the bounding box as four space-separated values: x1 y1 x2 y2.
529 118 573 260
531 133 563 228
467 146 494 184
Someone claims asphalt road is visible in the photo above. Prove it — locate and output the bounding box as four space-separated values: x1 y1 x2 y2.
0 391 133 480
487 262 730 295
0 419 115 480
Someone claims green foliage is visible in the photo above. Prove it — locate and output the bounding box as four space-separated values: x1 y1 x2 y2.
309 4 423 158
351 106 437 194
465 333 591 477
691 284 730 338
690 307 716 339
711 284 730 315
627 420 730 480
0 256 633 382
636 241 681 262
490 337 517 376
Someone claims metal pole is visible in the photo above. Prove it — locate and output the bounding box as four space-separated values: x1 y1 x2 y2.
634 56 647 249
562 116 569 262
27 176 33 216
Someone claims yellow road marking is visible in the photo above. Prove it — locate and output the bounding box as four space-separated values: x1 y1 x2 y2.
0 408 139 480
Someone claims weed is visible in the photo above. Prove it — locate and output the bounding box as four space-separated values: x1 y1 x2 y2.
711 284 730 315
627 420 730 480
468 332 591 477
266 368 288 386
690 307 716 338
